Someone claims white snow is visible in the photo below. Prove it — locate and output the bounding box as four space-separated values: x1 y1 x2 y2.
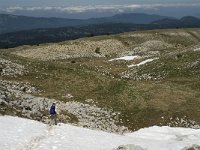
128 58 159 68
1 116 200 150
108 56 139 61
0 116 46 150
194 48 200 52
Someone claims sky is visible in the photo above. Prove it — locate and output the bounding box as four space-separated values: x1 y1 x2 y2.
0 0 200 18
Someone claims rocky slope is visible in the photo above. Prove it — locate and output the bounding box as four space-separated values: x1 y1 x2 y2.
0 79 128 133
0 57 27 76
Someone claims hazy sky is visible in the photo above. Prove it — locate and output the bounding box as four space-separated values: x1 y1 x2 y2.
1 0 200 6
0 0 200 18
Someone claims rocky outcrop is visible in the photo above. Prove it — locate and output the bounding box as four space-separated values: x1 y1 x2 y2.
0 58 27 77
63 101 128 133
182 144 200 150
0 80 129 133
113 145 146 150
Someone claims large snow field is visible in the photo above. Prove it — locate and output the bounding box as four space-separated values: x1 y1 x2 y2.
1 116 200 150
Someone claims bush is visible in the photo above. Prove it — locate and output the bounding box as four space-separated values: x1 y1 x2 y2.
71 60 76 63
95 47 101 54
176 53 183 59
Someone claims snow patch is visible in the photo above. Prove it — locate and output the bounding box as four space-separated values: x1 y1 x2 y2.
194 48 200 52
128 58 159 68
1 116 200 150
109 56 139 61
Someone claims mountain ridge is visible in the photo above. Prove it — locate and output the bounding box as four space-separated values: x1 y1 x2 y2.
0 13 170 34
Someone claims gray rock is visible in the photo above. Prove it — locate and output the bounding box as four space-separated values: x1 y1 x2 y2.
114 145 146 150
0 79 129 133
0 58 27 77
182 144 200 150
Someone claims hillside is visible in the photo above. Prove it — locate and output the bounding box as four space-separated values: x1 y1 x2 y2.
0 28 200 132
0 23 140 48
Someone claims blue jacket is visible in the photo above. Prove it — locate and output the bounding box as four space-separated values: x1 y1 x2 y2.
50 105 56 115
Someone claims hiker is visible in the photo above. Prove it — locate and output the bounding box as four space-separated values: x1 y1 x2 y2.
49 102 57 125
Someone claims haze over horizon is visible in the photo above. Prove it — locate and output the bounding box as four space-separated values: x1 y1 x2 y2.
0 0 200 19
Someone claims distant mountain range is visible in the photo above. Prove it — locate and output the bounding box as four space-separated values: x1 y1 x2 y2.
0 13 169 34
152 16 200 28
0 13 200 48
0 23 139 48
85 13 168 25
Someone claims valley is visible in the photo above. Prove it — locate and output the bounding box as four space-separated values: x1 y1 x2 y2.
0 28 200 132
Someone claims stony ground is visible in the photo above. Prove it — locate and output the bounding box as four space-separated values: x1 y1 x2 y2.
0 57 27 76
0 79 128 133
13 39 126 60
